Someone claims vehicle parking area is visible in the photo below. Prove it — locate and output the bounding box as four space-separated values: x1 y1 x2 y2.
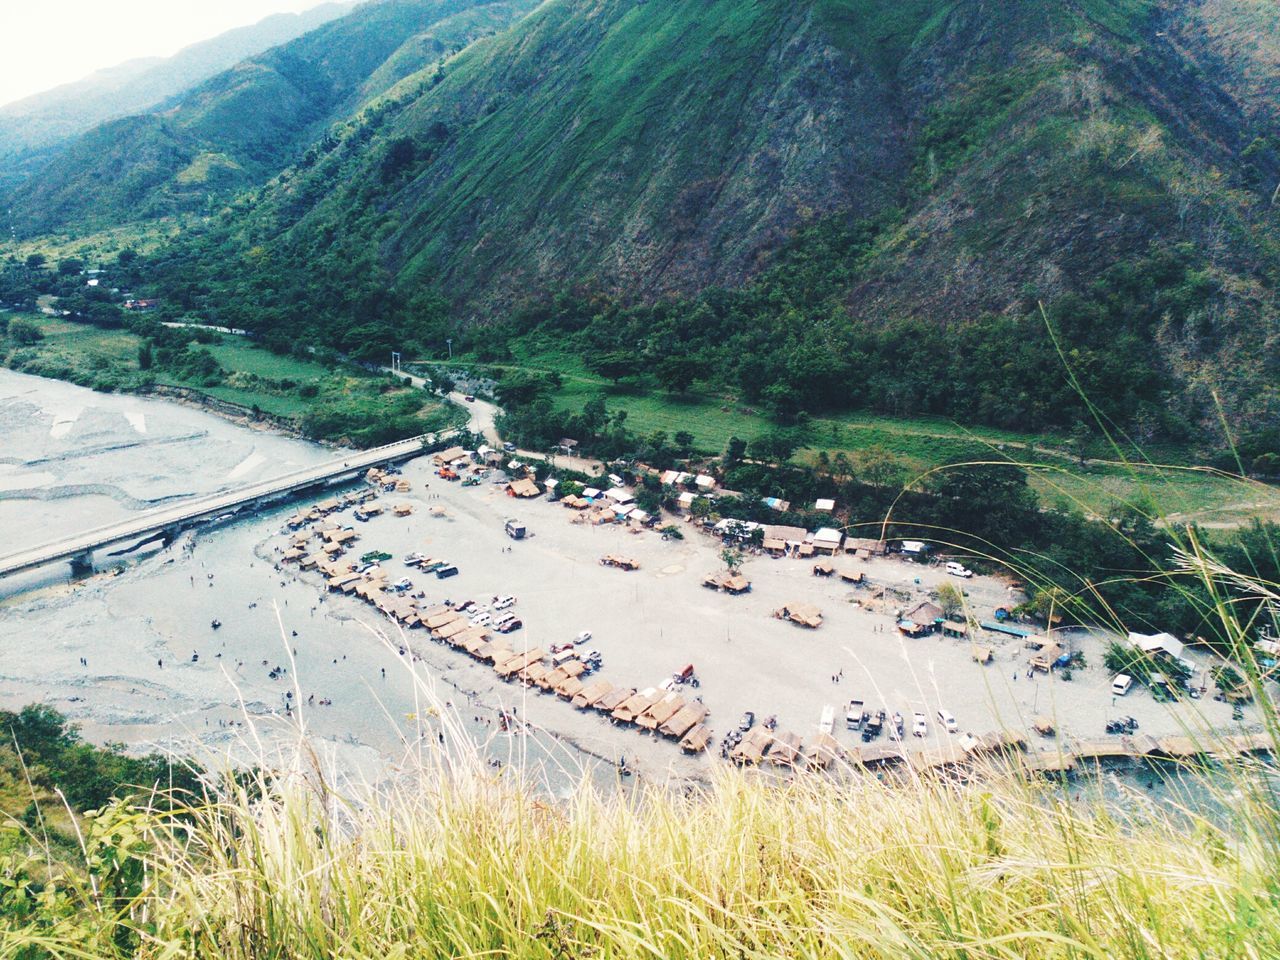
280 455 1259 780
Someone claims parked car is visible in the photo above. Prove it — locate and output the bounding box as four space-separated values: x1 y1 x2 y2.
890 712 905 739
845 699 866 730
574 630 592 644
435 564 459 579
496 618 523 633
494 595 516 610
738 711 756 732
912 712 928 737
464 395 475 403
469 612 492 626
937 708 958 733
503 441 517 452
945 561 974 578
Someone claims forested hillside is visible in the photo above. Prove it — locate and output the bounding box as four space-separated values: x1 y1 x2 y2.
0 2 353 176
0 0 540 231
7 0 1280 451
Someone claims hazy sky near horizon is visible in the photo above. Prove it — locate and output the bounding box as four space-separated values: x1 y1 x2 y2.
0 1 331 107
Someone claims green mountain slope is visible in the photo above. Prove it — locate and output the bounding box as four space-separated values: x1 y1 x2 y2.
0 0 540 232
0 3 354 174
15 0 1280 445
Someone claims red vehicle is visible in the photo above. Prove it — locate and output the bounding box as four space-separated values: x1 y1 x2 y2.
672 664 700 687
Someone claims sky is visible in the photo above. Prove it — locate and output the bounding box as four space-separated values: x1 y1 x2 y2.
0 1 330 107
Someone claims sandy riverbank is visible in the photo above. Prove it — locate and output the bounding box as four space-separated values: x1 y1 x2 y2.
266 454 1267 782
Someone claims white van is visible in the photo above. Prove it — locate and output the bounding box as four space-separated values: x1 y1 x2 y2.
945 561 973 578
1111 674 1134 697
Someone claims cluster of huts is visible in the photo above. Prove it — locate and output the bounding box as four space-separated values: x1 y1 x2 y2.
702 570 751 594
366 467 412 494
284 488 375 530
585 683 713 753
600 554 640 571
724 724 843 769
773 602 824 629
711 518 890 560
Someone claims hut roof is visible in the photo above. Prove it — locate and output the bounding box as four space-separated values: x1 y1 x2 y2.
659 702 708 738
571 679 614 708
636 693 685 730
680 724 712 753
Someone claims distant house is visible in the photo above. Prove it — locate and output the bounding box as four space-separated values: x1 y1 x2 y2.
605 487 634 506
810 528 844 555
506 478 541 498
1128 631 1186 661
695 474 716 491
432 446 468 467
813 498 835 512
899 600 944 635
899 540 930 558
761 496 791 513
557 438 579 454
122 298 160 311
844 537 888 558
763 525 808 547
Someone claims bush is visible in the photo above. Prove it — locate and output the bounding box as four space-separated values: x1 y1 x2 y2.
8 318 43 344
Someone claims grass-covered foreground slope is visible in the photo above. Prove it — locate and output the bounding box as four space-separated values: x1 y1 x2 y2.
4 733 1279 958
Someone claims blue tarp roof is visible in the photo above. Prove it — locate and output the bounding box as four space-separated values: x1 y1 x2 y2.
981 621 1034 637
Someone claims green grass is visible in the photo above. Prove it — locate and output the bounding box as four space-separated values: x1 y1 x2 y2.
433 351 1279 524
199 339 329 382
2 318 456 439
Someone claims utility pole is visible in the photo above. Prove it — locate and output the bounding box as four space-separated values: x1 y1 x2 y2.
446 338 453 360
390 351 401 374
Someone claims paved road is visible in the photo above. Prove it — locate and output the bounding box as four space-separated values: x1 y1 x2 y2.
0 432 453 578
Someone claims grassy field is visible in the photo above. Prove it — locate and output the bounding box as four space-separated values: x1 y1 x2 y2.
2 315 458 442
428 350 1279 523
5 218 192 263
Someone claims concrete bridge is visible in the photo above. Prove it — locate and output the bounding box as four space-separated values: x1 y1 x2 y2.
0 430 459 580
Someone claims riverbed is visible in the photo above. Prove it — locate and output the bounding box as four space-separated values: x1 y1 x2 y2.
0 368 1270 793
0 370 601 788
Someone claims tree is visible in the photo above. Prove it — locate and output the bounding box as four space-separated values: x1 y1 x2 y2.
720 547 744 573
24 253 45 269
852 445 907 489
750 431 798 464
655 355 706 393
57 258 84 276
725 436 747 465
8 318 43 344
586 351 634 384
690 496 714 519
138 341 154 371
674 430 695 456
936 582 964 619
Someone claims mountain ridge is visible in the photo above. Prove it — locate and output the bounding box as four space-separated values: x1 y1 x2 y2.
0 2 356 174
